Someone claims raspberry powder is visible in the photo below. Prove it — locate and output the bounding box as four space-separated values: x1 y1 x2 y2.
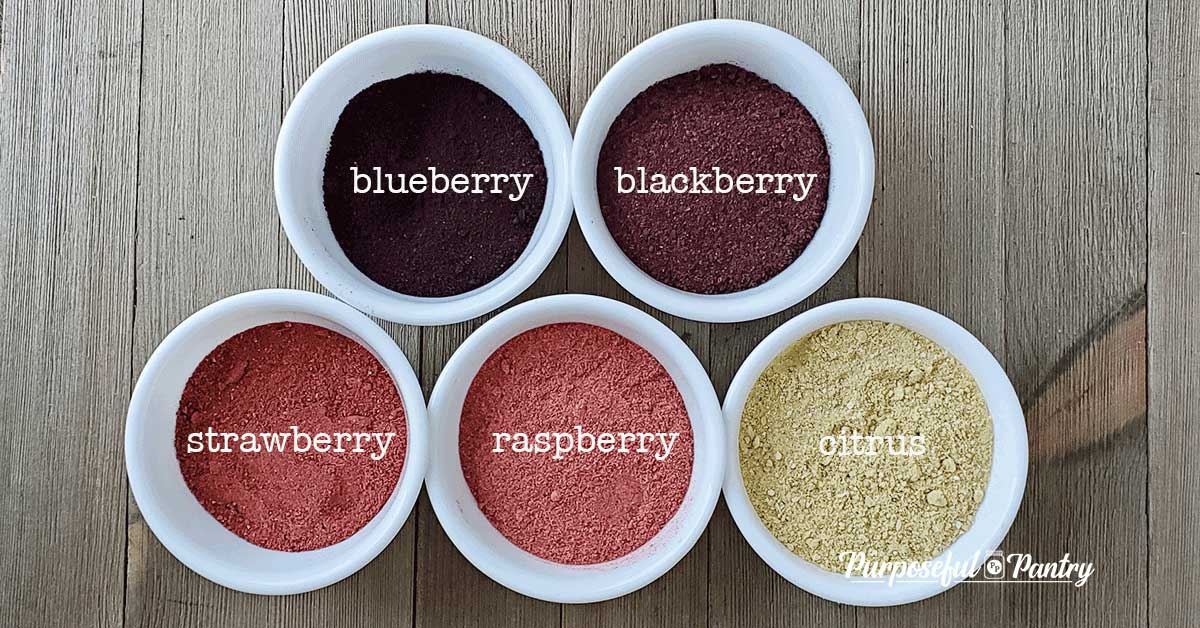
459 323 694 564
175 322 407 551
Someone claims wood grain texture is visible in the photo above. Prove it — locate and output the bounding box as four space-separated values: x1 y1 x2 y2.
563 2 711 627
416 3 569 628
855 2 1009 625
1149 0 1200 624
275 2 425 626
0 0 141 625
126 1 284 626
706 2 859 628
1002 1 1147 626
0 1 1179 626
1027 293 1146 461
859 0 1005 349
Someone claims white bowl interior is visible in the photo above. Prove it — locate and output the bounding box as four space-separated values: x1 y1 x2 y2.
426 295 724 603
125 290 427 594
276 26 572 324
572 20 873 322
722 298 1028 606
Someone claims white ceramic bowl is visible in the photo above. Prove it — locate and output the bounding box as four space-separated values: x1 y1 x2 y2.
425 294 725 603
572 19 873 323
276 25 573 325
125 289 428 594
722 298 1028 606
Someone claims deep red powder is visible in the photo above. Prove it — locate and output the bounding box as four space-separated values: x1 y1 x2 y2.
459 323 693 565
598 63 831 294
174 322 407 552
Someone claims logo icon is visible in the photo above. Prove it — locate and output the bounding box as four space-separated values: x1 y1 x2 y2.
982 550 1006 580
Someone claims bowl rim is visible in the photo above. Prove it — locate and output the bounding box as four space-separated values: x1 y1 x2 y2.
424 293 725 603
721 297 1029 606
275 24 573 326
570 19 874 323
124 289 429 594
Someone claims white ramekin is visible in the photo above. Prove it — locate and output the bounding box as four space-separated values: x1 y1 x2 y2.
571 19 873 323
275 25 573 326
125 289 428 595
425 294 725 603
722 298 1028 606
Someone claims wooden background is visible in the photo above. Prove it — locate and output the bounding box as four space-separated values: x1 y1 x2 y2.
0 0 1195 626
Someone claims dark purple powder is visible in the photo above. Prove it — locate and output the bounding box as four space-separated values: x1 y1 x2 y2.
323 72 546 297
597 63 830 294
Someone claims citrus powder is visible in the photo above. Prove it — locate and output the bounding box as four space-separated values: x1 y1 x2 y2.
739 320 993 572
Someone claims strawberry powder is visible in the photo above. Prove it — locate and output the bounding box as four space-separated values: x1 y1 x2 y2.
175 322 407 551
459 323 693 564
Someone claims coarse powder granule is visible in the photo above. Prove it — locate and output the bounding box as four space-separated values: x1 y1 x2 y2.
597 63 830 294
323 72 546 297
175 322 407 552
739 321 992 572
459 323 694 564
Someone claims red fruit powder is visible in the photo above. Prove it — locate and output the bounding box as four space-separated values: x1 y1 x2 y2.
459 323 693 565
175 322 407 552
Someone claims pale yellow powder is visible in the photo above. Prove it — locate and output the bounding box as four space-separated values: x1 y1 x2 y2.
739 320 993 572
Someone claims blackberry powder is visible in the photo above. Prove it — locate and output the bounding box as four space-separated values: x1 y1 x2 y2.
597 64 830 295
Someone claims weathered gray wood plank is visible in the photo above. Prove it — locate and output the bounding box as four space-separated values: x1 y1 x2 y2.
858 1 1005 347
1001 0 1147 626
855 1 1009 623
0 2 1171 626
0 1 141 625
275 1 424 625
706 2 859 627
1149 0 1200 624
416 2 569 627
126 2 285 626
563 2 710 627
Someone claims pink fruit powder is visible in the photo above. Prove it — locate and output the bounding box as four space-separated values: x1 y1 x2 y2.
458 322 694 564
